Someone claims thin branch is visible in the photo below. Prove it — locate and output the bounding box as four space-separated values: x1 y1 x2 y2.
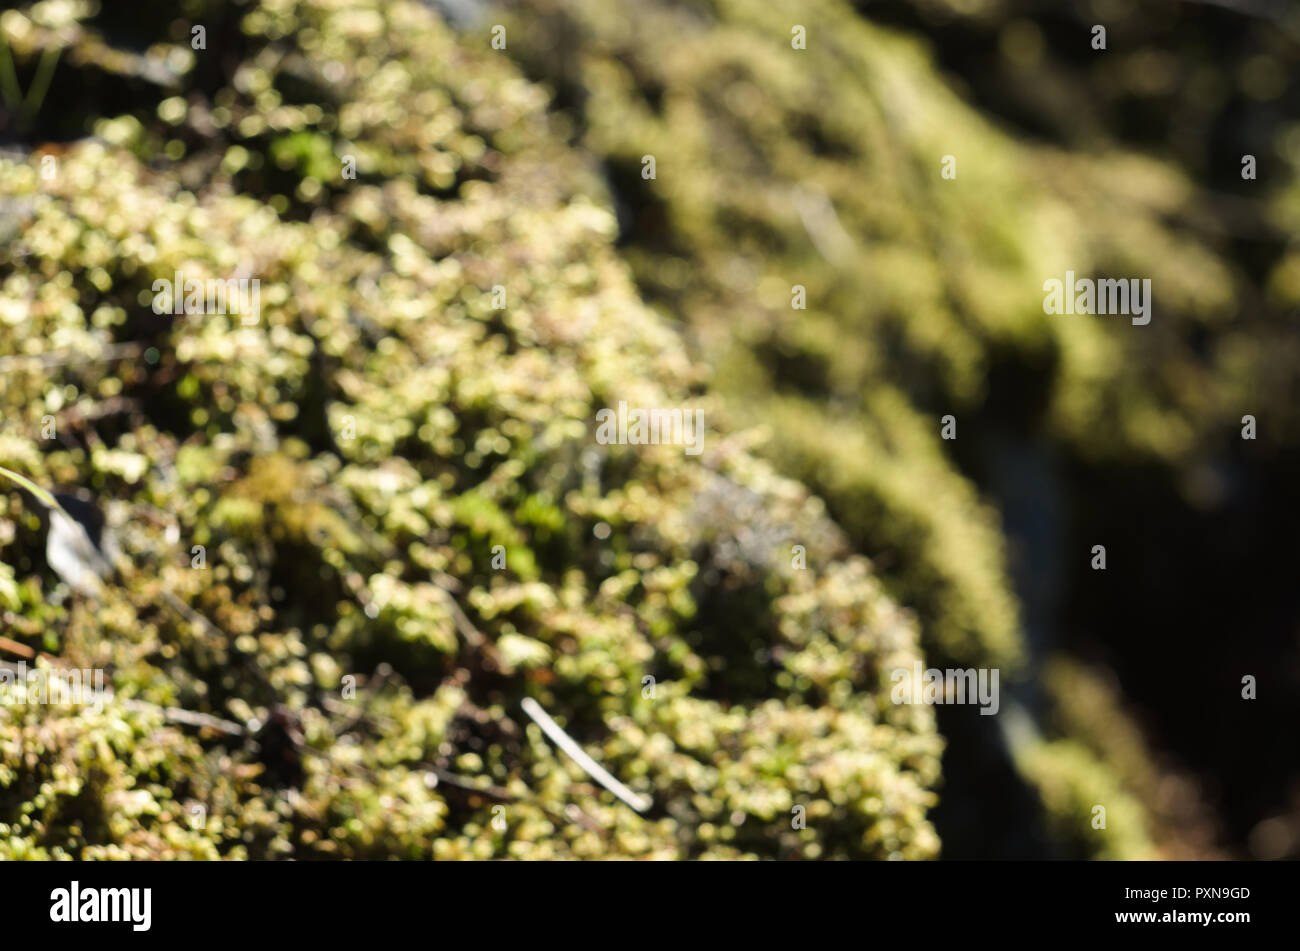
424 765 514 802
56 396 142 427
0 636 35 659
158 588 226 642
0 659 247 735
119 698 247 736
433 581 487 650
427 574 505 670
0 342 144 374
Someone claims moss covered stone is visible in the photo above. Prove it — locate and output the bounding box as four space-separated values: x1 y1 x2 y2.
0 0 940 859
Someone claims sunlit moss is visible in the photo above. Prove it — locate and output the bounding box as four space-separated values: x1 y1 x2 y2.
0 0 940 859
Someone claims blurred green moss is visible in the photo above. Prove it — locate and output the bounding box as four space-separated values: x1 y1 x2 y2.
494 0 1296 858
0 0 940 859
499 0 1296 674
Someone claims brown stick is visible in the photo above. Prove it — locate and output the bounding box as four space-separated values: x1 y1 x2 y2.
0 635 35 659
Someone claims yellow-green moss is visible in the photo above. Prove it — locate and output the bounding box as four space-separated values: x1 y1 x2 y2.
0 0 940 859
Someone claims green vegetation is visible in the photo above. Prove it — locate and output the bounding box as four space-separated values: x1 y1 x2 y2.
498 0 1299 858
500 0 1299 673
0 0 939 860
3 0 1288 859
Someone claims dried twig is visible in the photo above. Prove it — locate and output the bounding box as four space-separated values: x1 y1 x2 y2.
0 659 247 735
520 697 651 813
0 635 35 660
0 342 143 374
428 575 505 670
119 698 247 736
424 765 514 802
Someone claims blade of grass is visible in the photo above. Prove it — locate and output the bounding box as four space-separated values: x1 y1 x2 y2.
0 464 66 514
22 44 60 124
0 31 22 112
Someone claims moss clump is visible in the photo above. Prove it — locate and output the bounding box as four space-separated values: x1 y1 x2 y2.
0 0 940 859
1016 738 1152 861
493 0 1300 858
499 0 1296 674
1041 658 1223 859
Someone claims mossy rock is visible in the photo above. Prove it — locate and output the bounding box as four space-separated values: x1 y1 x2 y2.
0 0 940 859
